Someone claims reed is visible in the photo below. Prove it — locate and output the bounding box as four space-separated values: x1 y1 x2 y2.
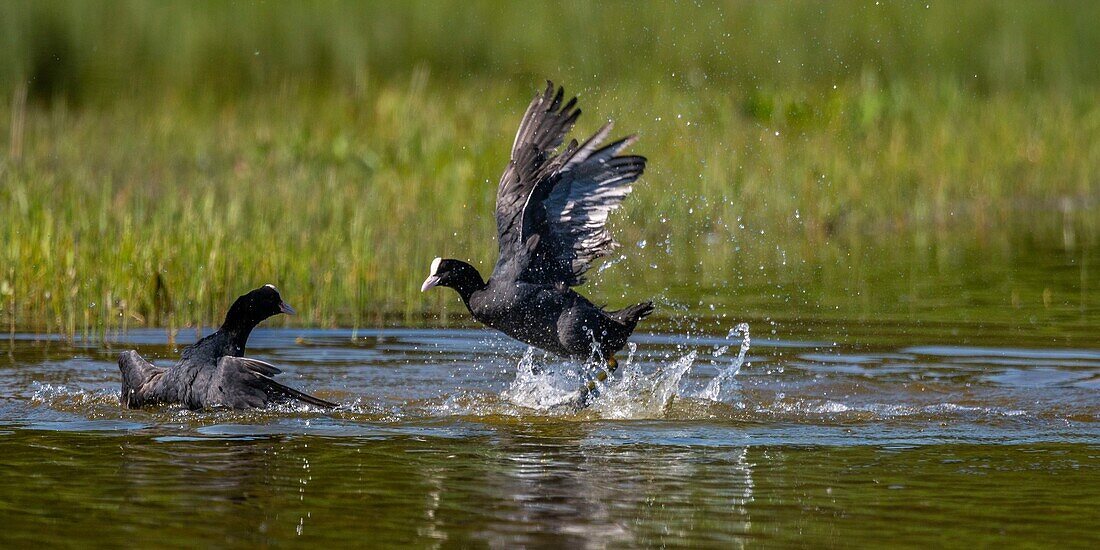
0 1 1096 334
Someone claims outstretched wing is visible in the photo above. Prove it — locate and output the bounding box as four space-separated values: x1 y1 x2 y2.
492 83 642 286
493 81 581 279
118 350 166 408
206 356 336 409
522 125 646 285
492 81 646 285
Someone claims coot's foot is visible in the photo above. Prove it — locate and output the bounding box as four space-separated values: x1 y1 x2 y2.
579 356 621 406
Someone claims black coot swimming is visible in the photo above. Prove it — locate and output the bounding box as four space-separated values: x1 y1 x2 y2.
422 81 654 374
118 284 334 410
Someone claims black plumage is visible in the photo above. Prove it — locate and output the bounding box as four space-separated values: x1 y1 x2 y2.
422 81 654 363
118 285 335 410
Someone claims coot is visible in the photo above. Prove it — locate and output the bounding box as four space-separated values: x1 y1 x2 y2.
118 284 334 410
422 81 653 374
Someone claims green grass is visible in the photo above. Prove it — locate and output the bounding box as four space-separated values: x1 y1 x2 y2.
4 1 1100 100
0 1 1097 337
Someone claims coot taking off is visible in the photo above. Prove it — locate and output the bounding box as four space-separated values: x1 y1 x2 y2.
118 285 335 410
422 81 654 368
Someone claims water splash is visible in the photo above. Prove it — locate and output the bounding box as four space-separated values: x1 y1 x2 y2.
698 323 750 401
502 323 752 418
594 347 697 419
30 382 118 409
500 348 588 411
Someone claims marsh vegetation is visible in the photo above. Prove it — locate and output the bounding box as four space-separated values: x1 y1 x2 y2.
1 1 1096 338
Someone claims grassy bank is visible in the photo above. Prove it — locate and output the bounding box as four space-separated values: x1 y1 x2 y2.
4 1 1100 100
1 2 1097 336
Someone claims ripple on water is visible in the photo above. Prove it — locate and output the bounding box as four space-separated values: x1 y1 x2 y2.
0 326 1096 442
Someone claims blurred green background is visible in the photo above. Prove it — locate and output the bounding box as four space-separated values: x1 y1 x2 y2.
0 1 1096 342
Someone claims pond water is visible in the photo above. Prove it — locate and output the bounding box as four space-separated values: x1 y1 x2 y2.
1 325 1097 546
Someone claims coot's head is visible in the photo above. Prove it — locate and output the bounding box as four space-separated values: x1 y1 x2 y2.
223 284 296 330
420 258 484 295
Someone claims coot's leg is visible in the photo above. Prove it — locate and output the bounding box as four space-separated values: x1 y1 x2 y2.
580 355 621 407
592 356 617 384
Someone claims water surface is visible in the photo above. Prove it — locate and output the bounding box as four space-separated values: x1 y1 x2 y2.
1 327 1098 546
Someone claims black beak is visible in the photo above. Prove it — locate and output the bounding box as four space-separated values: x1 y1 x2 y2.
279 301 297 315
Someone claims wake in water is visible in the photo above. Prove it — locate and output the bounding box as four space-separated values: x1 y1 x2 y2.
502 323 751 418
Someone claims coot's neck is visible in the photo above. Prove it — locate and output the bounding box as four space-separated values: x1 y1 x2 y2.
219 315 265 355
451 266 488 306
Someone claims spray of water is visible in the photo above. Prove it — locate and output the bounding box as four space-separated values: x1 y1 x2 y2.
593 346 697 419
502 323 752 418
500 347 588 410
699 323 751 401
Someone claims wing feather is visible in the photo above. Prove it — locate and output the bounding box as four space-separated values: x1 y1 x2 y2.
494 82 582 278
207 356 335 409
118 350 166 408
491 81 646 285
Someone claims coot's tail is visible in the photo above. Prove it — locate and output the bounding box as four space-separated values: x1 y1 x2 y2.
610 301 654 327
118 350 165 408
